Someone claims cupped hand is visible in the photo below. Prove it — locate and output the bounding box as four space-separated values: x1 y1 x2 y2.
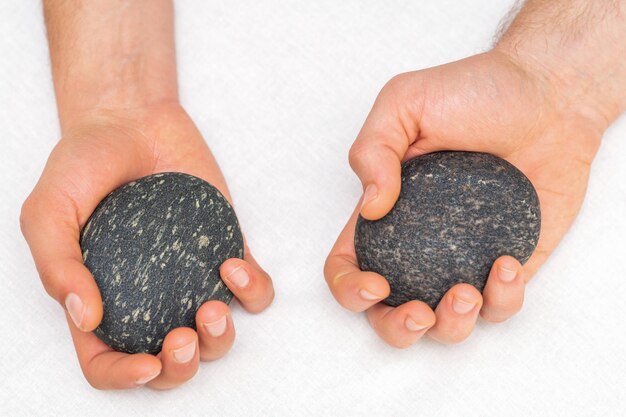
325 50 606 347
20 103 274 389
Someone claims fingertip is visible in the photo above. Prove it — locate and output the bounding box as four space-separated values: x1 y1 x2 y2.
220 257 245 277
496 255 523 269
446 283 482 306
428 284 482 344
160 327 199 367
197 300 230 322
446 284 483 315
333 271 390 312
404 301 437 331
367 300 435 348
196 300 232 339
147 327 199 389
493 255 523 283
481 257 526 323
242 252 276 304
35 256 104 332
355 271 391 299
220 258 274 314
221 262 251 290
65 295 103 333
359 180 401 221
132 354 163 386
58 262 103 332
349 139 403 221
196 301 235 361
80 349 162 390
162 327 198 354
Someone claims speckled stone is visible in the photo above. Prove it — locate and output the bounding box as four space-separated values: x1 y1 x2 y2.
355 151 540 309
80 172 243 354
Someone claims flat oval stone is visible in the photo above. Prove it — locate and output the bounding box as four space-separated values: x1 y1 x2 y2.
355 151 540 309
80 172 243 354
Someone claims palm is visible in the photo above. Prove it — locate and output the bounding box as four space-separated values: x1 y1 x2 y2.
404 52 602 279
138 105 231 198
42 104 233 231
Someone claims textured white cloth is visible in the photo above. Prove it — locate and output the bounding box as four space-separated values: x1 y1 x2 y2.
1 1 625 416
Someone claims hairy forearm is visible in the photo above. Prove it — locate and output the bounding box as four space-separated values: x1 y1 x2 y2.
496 0 626 126
43 0 178 132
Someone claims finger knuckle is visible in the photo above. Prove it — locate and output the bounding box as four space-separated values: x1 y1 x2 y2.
348 142 370 169
19 194 39 236
323 261 346 292
440 326 472 345
37 262 62 300
483 299 523 322
342 298 367 313
480 309 509 323
244 286 275 313
200 350 228 362
82 369 106 390
388 338 414 349
264 286 276 308
243 301 268 314
383 73 412 93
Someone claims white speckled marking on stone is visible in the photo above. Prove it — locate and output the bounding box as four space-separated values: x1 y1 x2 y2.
355 152 540 309
80 172 244 354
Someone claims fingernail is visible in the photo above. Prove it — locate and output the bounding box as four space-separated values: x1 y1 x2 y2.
225 266 250 288
359 288 383 301
135 370 160 385
452 296 477 314
65 293 85 330
172 341 196 364
405 317 429 332
361 184 378 210
499 266 517 283
203 315 227 337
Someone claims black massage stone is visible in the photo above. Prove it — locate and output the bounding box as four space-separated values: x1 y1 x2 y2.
80 172 243 354
355 151 540 309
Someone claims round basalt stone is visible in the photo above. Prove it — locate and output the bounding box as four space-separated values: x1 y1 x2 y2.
354 151 540 309
80 172 243 354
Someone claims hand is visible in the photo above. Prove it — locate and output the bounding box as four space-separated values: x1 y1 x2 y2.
324 49 607 347
20 103 274 389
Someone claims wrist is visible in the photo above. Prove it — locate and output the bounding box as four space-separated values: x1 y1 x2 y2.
493 1 626 133
45 0 178 134
53 51 179 135
58 101 185 146
492 44 621 136
59 98 181 137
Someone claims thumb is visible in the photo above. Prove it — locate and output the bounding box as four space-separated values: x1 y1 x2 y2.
349 74 422 220
20 192 104 332
349 141 402 220
21 132 154 332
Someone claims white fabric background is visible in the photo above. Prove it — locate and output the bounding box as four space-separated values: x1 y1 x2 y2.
1 1 625 415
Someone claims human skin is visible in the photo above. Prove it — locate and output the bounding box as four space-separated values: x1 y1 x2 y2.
20 0 274 390
325 0 626 348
